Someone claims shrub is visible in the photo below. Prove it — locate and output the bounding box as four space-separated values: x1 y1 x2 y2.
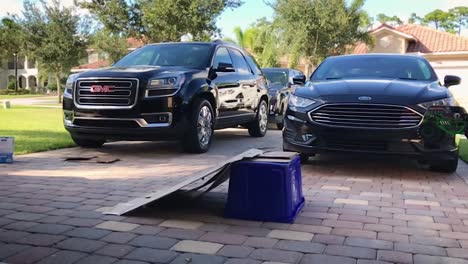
47 82 57 91
7 81 16 90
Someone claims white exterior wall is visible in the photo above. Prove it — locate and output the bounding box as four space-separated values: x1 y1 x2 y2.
0 56 39 90
431 60 468 108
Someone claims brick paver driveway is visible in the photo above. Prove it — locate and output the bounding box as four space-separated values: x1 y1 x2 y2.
1 128 468 264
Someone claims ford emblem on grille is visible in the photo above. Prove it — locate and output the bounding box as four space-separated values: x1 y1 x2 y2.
358 96 372 101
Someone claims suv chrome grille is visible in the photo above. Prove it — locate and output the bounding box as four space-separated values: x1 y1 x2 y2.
74 78 139 109
309 104 423 129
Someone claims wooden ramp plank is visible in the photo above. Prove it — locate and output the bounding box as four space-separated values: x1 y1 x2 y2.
104 148 264 215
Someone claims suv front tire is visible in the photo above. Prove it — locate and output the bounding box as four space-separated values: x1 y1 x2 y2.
182 98 214 153
247 100 268 137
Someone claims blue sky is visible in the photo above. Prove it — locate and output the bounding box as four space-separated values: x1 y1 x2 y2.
217 0 468 39
2 0 467 38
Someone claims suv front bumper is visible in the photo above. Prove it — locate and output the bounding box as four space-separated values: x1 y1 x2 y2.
63 97 188 141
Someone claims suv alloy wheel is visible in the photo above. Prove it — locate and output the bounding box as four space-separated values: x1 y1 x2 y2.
182 98 214 153
248 100 268 137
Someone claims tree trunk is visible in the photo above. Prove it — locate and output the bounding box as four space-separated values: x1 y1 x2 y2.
55 70 62 104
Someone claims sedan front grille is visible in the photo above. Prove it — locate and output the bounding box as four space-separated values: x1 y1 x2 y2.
74 78 139 109
309 104 423 129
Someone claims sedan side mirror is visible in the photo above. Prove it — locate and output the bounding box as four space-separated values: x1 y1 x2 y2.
444 75 461 88
215 62 235 73
292 75 306 85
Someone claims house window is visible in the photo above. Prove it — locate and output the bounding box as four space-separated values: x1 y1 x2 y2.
27 58 36 69
17 56 25 69
7 58 14 69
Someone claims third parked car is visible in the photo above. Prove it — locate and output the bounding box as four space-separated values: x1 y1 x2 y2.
262 68 306 129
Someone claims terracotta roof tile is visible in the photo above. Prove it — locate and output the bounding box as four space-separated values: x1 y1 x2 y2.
72 60 110 71
352 23 468 54
127 38 144 49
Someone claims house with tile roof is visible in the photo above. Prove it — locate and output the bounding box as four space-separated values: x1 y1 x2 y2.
353 23 468 88
71 37 144 73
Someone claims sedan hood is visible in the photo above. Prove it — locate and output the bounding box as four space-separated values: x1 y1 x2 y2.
295 79 451 105
76 66 205 79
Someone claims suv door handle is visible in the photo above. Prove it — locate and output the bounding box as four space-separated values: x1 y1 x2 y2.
241 83 255 88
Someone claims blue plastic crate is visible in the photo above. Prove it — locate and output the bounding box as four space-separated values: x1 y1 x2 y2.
225 155 304 223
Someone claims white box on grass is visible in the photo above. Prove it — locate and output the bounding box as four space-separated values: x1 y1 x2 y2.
0 137 14 163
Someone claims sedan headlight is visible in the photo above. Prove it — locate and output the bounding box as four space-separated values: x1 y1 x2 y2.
64 74 78 99
146 75 186 97
418 97 457 109
289 94 316 108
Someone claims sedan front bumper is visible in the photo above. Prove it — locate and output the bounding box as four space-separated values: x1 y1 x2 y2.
282 110 458 161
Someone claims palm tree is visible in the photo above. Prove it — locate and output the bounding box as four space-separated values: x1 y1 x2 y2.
233 26 245 48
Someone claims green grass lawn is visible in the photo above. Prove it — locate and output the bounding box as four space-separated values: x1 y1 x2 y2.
0 106 74 155
459 138 468 163
0 94 51 100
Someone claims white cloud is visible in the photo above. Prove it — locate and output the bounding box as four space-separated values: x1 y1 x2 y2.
0 0 85 18
0 1 23 17
443 0 468 9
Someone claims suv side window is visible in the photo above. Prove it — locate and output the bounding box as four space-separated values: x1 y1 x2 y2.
213 47 233 68
244 55 262 76
229 49 252 74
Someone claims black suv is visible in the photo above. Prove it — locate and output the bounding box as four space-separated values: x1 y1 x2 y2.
63 41 269 153
283 54 462 172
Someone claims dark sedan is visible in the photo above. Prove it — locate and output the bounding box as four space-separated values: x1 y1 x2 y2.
263 68 306 129
283 54 462 172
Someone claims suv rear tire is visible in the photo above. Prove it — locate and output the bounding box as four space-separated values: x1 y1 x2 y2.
72 136 105 148
248 100 268 137
182 98 214 153
429 157 458 173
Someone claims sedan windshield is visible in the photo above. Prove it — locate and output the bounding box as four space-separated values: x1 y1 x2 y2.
311 56 437 82
263 69 289 86
114 43 212 68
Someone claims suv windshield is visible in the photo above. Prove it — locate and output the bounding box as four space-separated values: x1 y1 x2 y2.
263 69 289 86
311 56 437 82
114 43 212 68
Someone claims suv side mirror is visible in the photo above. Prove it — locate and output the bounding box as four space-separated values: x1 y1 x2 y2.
215 62 235 73
292 74 306 85
444 75 461 88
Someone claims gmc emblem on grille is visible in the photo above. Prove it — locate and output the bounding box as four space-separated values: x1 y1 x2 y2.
90 85 114 93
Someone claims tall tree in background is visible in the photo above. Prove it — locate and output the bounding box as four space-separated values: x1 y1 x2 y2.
250 19 279 67
423 9 455 32
272 0 371 68
22 0 87 103
76 0 143 37
0 18 25 91
409 13 424 24
449 6 468 35
78 0 243 42
232 26 256 50
376 13 403 25
92 29 128 63
0 18 25 61
359 11 373 31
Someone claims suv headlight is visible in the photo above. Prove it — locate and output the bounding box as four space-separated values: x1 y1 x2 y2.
146 75 186 97
64 74 78 99
289 94 316 108
418 97 457 109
